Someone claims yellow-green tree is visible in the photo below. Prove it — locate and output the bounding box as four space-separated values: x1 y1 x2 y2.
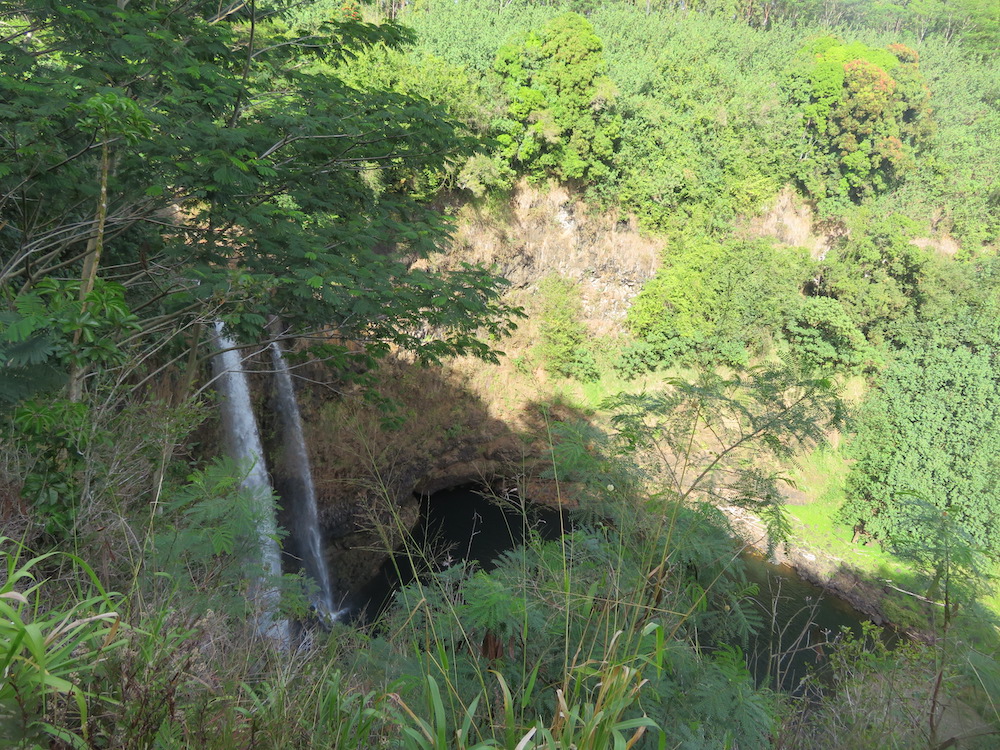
789 38 934 213
493 12 620 185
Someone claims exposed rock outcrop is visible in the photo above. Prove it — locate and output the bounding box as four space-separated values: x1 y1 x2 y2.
437 181 661 334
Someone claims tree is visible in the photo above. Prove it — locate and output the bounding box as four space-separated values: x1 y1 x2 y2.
813 213 928 342
0 1 518 406
0 1 521 535
493 12 620 185
840 324 1000 552
591 8 801 230
605 366 844 549
784 295 873 372
788 37 934 212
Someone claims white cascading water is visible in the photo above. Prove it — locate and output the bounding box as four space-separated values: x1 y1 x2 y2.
269 340 338 622
211 322 290 647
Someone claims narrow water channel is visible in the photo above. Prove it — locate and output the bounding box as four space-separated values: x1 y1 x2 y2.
741 551 885 691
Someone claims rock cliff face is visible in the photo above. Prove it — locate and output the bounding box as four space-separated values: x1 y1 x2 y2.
744 185 962 261
743 187 844 260
437 182 662 334
305 184 662 490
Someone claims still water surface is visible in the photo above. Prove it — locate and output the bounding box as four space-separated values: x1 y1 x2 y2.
348 485 887 692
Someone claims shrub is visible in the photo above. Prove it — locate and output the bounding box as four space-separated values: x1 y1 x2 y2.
611 339 662 380
785 296 873 371
0 538 123 747
536 275 598 381
628 234 810 367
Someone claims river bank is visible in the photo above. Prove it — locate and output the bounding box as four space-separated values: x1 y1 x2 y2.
723 504 907 630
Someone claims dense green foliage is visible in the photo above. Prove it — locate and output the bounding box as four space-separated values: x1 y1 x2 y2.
592 8 801 229
842 324 1000 550
909 39 1000 247
493 13 620 185
810 213 934 348
627 234 811 367
788 38 934 213
783 295 873 371
403 1 999 245
0 0 516 382
0 0 522 532
3 0 1000 748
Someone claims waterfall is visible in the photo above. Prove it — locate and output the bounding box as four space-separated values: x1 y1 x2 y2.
269 340 338 622
211 322 290 647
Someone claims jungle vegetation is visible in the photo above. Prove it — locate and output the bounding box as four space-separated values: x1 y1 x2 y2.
1 0 999 747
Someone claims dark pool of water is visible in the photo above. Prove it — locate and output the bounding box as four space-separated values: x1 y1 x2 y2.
344 486 888 693
344 485 566 623
741 551 892 691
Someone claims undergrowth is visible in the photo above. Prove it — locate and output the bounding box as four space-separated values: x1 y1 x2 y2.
2 365 998 748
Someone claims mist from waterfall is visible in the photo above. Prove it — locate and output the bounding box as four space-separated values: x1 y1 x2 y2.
211 322 290 647
269 340 338 622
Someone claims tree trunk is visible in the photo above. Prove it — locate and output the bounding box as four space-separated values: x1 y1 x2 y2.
67 139 110 402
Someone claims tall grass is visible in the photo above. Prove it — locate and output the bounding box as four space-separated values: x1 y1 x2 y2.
0 419 775 748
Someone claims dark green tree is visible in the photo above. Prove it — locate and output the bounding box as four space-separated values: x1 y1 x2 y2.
0 1 517 401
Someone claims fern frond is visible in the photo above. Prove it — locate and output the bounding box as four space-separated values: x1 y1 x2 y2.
3 335 59 366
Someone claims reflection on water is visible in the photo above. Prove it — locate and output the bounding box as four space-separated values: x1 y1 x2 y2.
741 551 893 691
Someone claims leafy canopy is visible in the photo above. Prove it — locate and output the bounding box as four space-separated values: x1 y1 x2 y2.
0 0 519 399
841 319 1000 552
788 37 934 213
627 233 811 368
493 12 620 185
0 1 522 532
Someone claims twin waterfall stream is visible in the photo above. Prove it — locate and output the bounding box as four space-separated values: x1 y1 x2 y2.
211 323 337 646
268 339 338 621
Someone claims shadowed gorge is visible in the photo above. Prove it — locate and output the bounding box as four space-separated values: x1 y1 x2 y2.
2 0 998 747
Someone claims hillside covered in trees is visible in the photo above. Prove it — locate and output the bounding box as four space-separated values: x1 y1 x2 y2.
1 0 999 748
